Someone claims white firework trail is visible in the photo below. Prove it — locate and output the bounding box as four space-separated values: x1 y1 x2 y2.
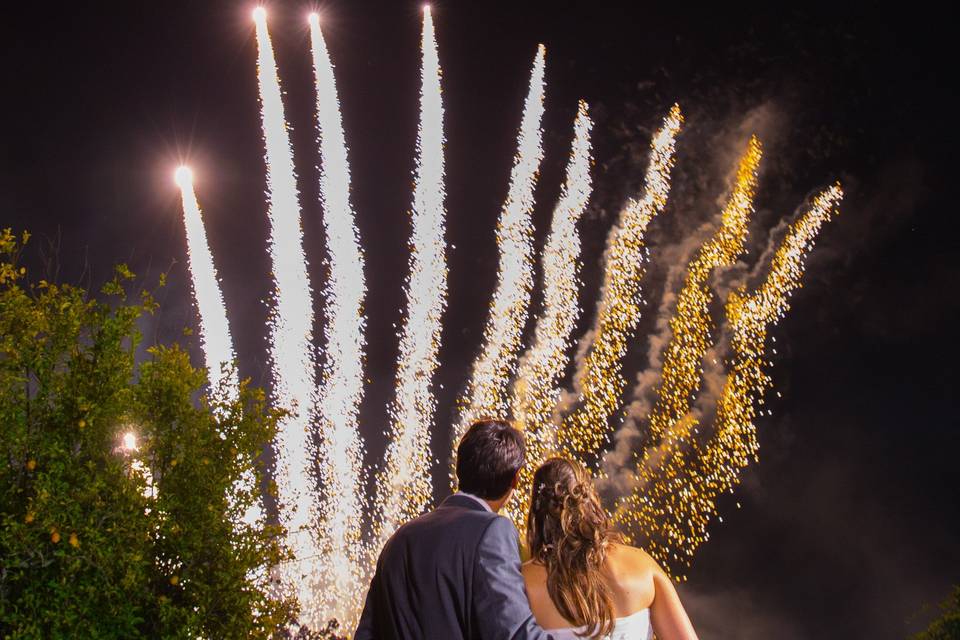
374 5 447 550
454 44 547 457
174 165 262 527
252 6 322 614
512 100 593 435
174 166 239 400
308 12 369 625
505 100 593 529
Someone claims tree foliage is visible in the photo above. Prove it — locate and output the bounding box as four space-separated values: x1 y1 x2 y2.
0 229 297 638
913 587 960 640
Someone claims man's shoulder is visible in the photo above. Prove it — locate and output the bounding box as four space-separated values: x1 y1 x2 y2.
389 500 501 544
473 513 521 554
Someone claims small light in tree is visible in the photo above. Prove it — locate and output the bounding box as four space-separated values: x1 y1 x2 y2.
122 432 138 452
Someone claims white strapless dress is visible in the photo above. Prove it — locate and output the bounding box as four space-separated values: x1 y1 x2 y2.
546 608 652 640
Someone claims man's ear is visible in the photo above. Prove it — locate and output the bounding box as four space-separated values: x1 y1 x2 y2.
511 470 521 489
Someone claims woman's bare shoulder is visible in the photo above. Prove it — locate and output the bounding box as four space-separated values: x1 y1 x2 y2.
608 542 659 572
521 559 547 584
521 560 569 627
521 559 541 572
605 543 659 611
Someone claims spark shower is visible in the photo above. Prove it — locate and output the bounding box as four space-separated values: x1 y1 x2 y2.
174 6 843 629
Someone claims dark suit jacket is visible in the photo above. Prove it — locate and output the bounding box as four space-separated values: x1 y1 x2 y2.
354 494 554 640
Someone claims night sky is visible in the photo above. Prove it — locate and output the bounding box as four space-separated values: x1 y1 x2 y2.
2 2 957 638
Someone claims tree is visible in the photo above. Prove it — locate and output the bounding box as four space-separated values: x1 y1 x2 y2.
913 587 960 640
0 229 297 638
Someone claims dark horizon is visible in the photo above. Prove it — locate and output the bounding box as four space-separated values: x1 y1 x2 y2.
2 2 957 638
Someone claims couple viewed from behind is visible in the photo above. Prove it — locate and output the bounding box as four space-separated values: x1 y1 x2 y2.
355 419 698 640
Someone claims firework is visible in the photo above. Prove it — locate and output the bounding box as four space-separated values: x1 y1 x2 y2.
180 8 845 626
453 45 547 459
558 105 683 461
618 184 843 577
374 5 448 550
506 100 593 529
174 165 263 527
308 12 369 625
646 136 762 444
174 166 239 399
252 5 322 614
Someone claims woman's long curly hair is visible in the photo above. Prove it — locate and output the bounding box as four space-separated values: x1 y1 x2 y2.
526 457 620 639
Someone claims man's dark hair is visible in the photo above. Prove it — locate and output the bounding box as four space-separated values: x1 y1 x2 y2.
455 419 526 500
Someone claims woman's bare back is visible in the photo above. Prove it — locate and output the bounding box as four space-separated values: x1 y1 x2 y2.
522 543 698 639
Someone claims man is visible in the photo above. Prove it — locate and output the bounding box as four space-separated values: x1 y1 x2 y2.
355 419 554 639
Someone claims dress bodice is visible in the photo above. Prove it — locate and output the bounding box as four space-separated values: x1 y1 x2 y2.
545 608 653 640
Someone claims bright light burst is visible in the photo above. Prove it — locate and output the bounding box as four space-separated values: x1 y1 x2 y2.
617 184 844 577
252 8 323 612
558 105 683 461
308 16 369 626
506 100 593 529
452 44 547 457
374 5 448 550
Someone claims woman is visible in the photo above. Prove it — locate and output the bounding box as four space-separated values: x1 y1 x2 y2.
522 458 698 640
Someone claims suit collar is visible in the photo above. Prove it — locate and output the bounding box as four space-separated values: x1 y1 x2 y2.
442 493 491 513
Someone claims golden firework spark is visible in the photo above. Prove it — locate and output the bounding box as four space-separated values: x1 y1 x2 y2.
558 105 683 461
617 184 843 577
308 13 369 626
506 100 593 529
453 45 547 458
374 5 448 551
646 136 762 444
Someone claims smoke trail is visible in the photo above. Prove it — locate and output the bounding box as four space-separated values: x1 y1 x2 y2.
374 5 447 550
558 105 683 462
453 45 546 456
616 185 844 577
308 13 369 626
506 101 593 529
252 6 322 616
